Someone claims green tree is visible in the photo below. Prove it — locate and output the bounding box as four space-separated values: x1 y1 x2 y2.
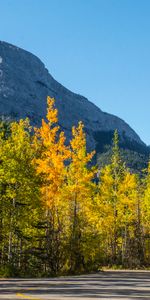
0 119 40 275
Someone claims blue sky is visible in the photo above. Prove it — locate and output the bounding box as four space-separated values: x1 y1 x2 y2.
0 0 150 144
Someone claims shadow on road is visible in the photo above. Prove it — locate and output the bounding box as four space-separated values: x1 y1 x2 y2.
0 271 150 299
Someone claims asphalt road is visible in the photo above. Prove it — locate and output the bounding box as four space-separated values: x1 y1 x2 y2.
0 271 150 300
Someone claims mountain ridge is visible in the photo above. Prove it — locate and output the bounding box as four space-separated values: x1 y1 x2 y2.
0 40 146 153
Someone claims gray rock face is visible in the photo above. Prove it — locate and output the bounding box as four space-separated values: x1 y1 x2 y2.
0 41 144 150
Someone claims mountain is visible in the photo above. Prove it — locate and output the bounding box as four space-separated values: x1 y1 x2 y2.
0 41 147 159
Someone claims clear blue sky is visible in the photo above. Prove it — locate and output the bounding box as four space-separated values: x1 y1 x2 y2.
0 0 150 144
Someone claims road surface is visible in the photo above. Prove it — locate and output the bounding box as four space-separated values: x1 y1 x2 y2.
0 271 150 300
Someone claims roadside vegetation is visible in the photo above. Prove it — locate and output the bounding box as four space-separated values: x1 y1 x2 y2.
0 97 149 277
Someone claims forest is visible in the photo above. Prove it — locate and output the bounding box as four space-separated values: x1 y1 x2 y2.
0 96 149 277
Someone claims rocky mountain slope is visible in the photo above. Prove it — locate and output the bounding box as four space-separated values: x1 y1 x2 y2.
0 41 146 154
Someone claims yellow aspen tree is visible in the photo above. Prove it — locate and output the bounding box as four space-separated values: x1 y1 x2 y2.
96 164 115 262
142 162 150 263
64 121 96 272
34 97 70 206
142 162 150 233
117 172 143 266
0 119 40 272
96 130 126 265
34 96 70 274
97 131 144 267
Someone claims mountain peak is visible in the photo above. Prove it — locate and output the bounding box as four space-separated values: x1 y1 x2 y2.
0 41 144 151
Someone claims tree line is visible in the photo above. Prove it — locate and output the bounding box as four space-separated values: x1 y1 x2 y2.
0 97 149 277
